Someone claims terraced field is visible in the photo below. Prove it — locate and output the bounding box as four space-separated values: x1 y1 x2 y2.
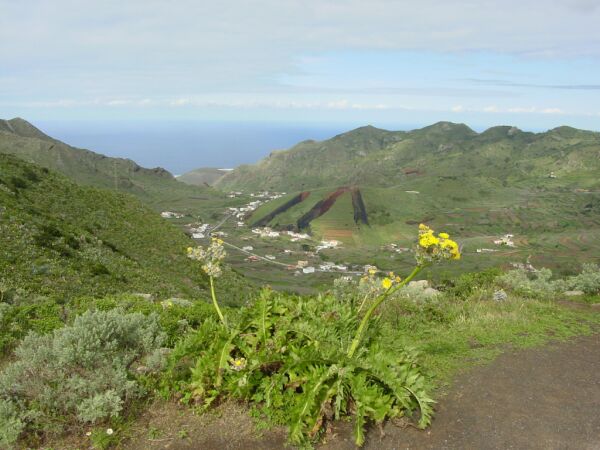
245 180 600 279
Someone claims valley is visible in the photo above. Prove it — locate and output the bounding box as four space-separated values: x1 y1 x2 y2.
4 5 600 448
1 119 600 449
4 118 598 291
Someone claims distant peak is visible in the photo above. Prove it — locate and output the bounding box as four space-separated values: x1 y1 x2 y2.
0 117 53 141
481 125 522 137
334 124 390 139
420 121 476 133
9 117 29 123
549 125 580 133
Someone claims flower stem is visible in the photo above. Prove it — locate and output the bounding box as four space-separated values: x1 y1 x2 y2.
347 265 423 358
209 276 227 328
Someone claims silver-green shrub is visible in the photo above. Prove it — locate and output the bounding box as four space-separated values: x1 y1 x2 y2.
0 399 24 448
565 263 600 294
0 309 166 444
496 268 563 298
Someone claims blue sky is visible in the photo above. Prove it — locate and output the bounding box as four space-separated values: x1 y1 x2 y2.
1 0 600 131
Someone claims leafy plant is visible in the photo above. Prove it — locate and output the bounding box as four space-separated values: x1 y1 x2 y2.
164 289 433 446
163 224 463 446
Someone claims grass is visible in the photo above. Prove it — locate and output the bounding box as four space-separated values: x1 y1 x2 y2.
0 154 254 355
378 284 600 385
3 259 599 448
246 180 600 284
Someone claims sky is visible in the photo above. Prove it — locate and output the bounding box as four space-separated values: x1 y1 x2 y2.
1 0 600 131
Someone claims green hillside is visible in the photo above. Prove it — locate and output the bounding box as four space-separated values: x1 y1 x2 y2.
216 122 600 192
249 182 600 276
211 121 600 274
0 118 227 211
0 153 247 302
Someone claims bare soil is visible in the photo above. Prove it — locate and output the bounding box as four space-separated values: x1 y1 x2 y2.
125 401 288 450
323 333 600 450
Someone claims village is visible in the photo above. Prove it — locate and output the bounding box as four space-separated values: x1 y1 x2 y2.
160 190 530 290
160 191 364 282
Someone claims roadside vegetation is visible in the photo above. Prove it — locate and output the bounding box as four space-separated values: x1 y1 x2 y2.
1 221 599 448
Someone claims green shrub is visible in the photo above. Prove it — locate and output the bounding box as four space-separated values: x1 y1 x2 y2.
442 268 502 300
496 268 563 298
565 263 600 294
74 294 216 347
163 289 432 447
0 298 64 355
0 309 166 445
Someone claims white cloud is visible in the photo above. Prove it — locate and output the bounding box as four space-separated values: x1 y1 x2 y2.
541 107 564 114
1 0 599 123
1 1 600 92
506 106 565 114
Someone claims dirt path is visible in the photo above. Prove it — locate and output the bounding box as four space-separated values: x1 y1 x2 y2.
323 333 600 450
125 334 600 450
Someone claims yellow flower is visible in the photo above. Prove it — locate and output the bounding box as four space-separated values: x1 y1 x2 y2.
382 277 393 289
187 247 193 254
368 268 377 276
415 225 461 264
230 357 247 371
419 233 439 248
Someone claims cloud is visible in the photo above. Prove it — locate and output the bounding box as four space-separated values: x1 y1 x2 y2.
483 105 500 113
466 78 600 90
2 1 600 93
1 3 598 122
448 104 566 115
47 97 391 111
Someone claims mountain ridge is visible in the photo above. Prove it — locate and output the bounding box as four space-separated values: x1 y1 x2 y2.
0 118 219 207
215 121 600 192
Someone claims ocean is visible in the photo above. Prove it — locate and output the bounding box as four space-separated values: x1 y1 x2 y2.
34 120 377 174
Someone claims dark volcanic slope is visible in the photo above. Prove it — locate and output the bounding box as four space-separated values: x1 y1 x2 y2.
297 187 351 229
252 191 311 227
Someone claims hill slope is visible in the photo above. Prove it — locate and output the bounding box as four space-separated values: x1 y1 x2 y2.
240 122 600 274
216 122 600 192
0 118 225 209
0 153 246 301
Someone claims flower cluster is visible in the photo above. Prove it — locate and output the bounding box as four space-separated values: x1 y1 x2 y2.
381 271 402 290
415 224 461 266
187 238 227 278
359 267 381 291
